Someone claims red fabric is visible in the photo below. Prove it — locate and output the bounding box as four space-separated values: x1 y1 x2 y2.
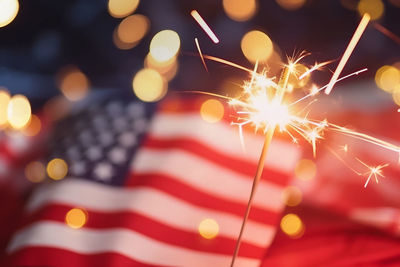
263 205 400 267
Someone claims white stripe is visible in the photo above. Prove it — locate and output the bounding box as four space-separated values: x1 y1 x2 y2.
150 113 300 173
132 148 285 212
350 207 400 232
7 221 260 267
26 178 275 247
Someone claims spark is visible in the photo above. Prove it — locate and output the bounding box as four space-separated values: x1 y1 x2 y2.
325 13 370 95
299 60 335 80
309 84 319 96
356 158 389 188
202 54 254 73
328 123 400 154
326 146 363 176
290 68 368 107
191 10 219 43
373 23 400 45
341 144 349 153
194 38 208 72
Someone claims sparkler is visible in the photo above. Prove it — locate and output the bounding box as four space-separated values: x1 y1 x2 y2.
189 10 400 267
192 51 400 266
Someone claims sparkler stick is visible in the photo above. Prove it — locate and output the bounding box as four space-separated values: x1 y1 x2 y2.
325 13 370 94
230 67 290 267
194 38 208 72
190 10 219 43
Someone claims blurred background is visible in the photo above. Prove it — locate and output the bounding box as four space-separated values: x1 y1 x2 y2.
0 1 400 265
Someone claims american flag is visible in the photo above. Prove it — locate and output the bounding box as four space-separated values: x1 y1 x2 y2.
4 93 300 266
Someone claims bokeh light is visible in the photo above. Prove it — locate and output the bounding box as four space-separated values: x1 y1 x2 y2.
7 94 31 129
132 68 167 102
21 114 42 136
46 158 68 180
144 53 179 81
287 64 310 91
114 14 150 50
0 0 19 28
241 30 273 63
200 99 225 123
24 161 46 183
282 186 302 207
43 96 71 122
65 208 88 229
280 213 304 238
222 0 257 22
0 89 10 127
149 30 181 62
276 0 306 10
57 66 90 101
108 0 139 18
375 65 400 93
357 0 384 21
295 158 317 180
392 87 400 106
198 218 219 239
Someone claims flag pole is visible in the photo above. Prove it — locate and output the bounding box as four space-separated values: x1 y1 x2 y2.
230 66 290 267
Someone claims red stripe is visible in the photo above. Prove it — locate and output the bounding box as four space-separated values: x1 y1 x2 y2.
126 173 280 225
18 204 266 258
143 136 291 186
5 246 159 267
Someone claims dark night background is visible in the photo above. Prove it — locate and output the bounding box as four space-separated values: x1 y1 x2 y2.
0 0 399 108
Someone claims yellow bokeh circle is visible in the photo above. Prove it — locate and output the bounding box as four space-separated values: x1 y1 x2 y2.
375 65 400 93
198 218 219 239
280 213 304 237
47 158 68 180
0 89 11 127
223 0 257 22
132 68 167 102
357 0 384 21
200 99 225 123
295 158 317 180
65 208 88 229
276 0 306 10
241 30 273 63
149 30 181 63
108 0 139 18
7 94 31 129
